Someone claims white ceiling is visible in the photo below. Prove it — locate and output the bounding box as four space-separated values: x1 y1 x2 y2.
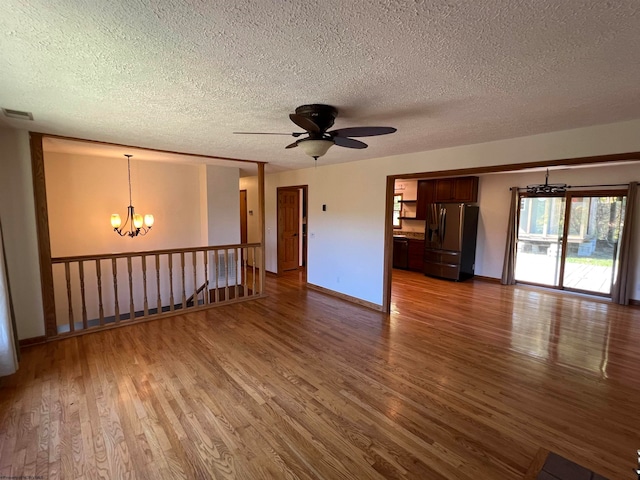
2 1 640 174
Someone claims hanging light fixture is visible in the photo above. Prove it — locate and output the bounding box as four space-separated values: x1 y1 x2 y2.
296 138 334 161
526 168 569 195
110 154 154 237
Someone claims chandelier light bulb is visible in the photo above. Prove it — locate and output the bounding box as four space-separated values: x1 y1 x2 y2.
144 214 155 227
110 214 122 229
133 214 144 229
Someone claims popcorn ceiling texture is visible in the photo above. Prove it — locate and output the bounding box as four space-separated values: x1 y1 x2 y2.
1 0 640 172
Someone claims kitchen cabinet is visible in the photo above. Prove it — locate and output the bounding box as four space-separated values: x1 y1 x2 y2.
415 180 434 220
408 239 425 271
454 177 479 202
416 177 477 219
434 177 478 203
393 237 409 269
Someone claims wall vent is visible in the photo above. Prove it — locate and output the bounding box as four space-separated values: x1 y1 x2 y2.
2 108 34 120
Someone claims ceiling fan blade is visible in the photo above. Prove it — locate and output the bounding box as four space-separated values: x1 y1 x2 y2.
329 126 397 138
233 132 305 137
285 141 298 149
289 114 321 133
333 137 368 149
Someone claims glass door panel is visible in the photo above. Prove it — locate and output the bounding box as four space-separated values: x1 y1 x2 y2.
515 196 566 286
562 196 625 294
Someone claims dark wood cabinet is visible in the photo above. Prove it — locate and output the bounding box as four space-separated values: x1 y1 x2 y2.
433 176 478 203
452 176 479 203
415 177 477 220
393 237 409 269
435 178 455 202
415 180 433 220
408 239 425 271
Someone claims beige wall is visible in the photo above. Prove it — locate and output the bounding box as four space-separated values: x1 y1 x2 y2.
45 152 204 257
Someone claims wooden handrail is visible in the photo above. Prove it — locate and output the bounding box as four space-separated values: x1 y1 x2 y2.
186 281 209 307
51 243 261 263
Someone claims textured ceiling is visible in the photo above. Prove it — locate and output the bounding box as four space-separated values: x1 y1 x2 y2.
2 0 640 173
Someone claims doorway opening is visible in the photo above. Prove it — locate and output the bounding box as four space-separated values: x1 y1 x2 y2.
277 186 308 276
515 191 627 296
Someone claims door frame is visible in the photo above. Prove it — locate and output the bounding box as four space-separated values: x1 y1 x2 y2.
276 185 308 276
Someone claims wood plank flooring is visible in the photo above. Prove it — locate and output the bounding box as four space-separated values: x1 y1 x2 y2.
1 269 639 479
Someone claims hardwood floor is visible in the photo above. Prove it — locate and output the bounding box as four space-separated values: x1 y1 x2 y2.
1 269 639 479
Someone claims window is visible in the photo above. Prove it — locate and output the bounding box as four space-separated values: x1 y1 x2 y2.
393 194 402 229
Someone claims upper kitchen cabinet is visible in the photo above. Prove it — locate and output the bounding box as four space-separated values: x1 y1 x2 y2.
415 180 435 220
417 177 478 210
434 177 479 203
408 176 478 221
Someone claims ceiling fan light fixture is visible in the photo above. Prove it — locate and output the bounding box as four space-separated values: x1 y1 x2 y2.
297 138 334 159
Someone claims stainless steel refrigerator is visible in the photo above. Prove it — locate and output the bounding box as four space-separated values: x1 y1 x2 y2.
424 203 479 281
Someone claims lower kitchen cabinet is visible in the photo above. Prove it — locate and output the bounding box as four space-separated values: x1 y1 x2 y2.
393 237 409 269
408 238 425 271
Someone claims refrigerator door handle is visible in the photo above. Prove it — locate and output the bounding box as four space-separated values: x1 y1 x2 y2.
441 208 447 245
429 204 438 243
458 204 464 250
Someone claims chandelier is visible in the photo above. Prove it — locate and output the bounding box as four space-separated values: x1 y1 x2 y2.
526 168 569 195
110 154 154 237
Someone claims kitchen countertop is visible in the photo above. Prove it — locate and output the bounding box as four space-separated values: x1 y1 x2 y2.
394 231 425 240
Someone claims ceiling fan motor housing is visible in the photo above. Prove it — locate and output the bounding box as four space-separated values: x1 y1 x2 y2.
295 104 338 134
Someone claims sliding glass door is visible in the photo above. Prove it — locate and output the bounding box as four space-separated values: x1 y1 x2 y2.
515 191 626 296
562 195 626 294
515 196 565 286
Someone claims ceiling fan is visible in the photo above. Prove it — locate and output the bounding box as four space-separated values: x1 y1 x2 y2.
234 104 397 161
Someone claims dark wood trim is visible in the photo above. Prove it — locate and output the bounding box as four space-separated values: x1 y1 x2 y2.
307 283 384 312
240 189 248 244
472 275 501 284
383 176 395 314
29 132 58 339
37 132 267 165
18 335 47 348
628 299 640 307
258 163 266 295
301 185 308 269
392 151 640 181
